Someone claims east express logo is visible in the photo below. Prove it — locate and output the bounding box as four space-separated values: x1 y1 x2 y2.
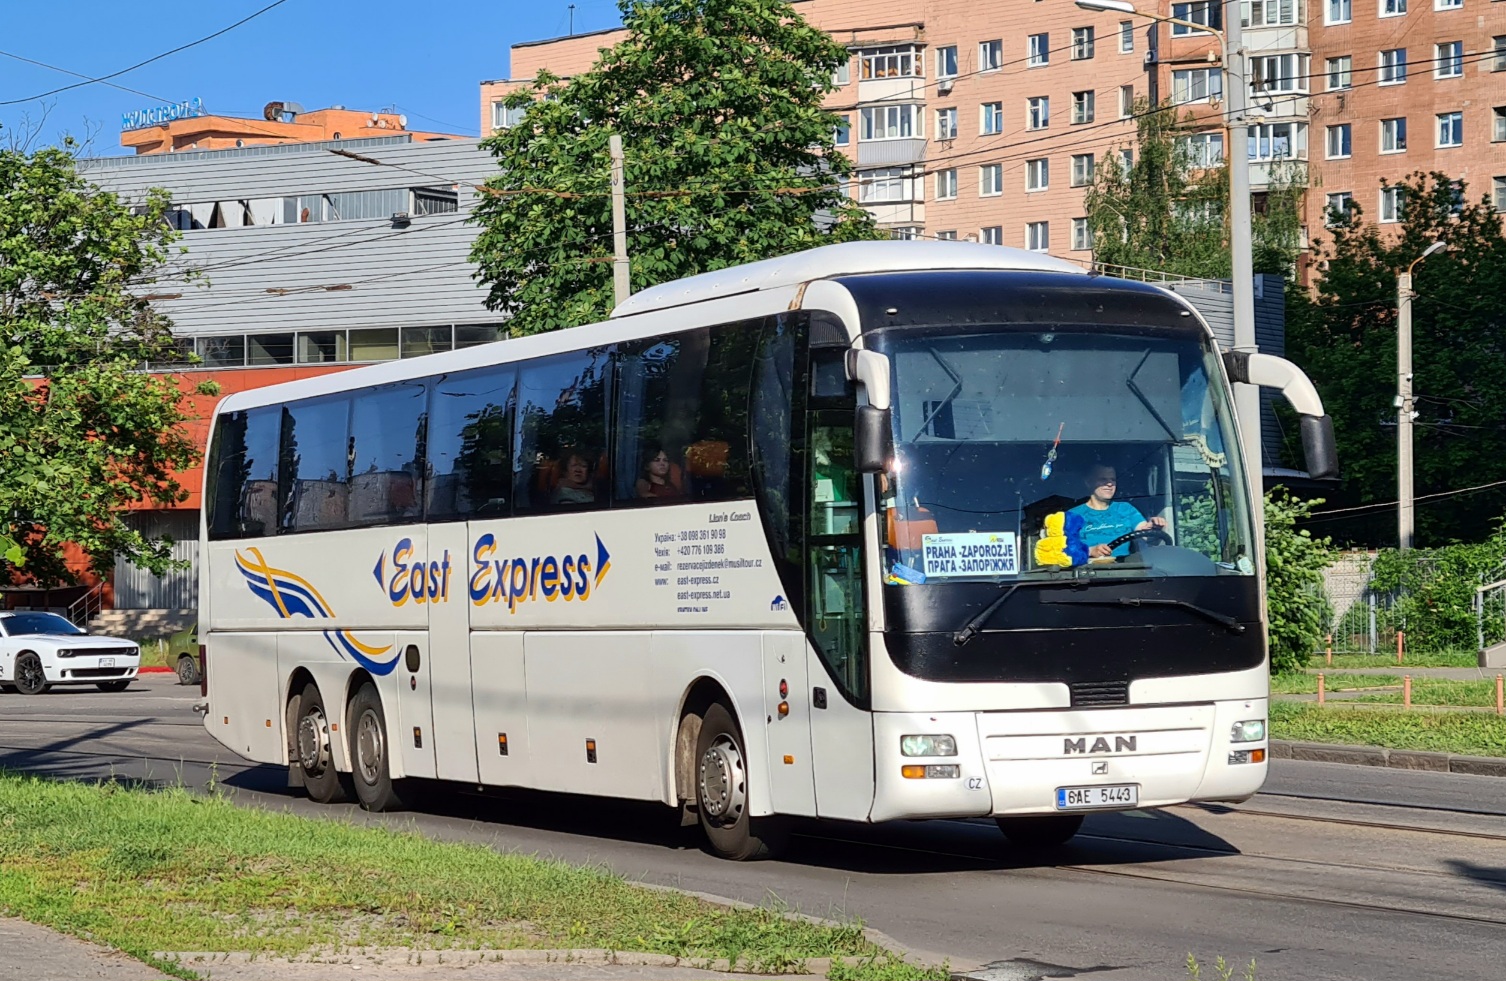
468 532 612 612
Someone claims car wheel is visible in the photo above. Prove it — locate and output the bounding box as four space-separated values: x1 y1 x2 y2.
995 814 1084 848
294 681 351 804
348 683 404 812
14 653 49 695
95 680 131 692
695 701 784 860
175 655 199 687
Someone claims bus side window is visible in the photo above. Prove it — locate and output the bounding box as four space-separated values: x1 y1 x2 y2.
348 383 426 527
279 395 352 533
208 407 281 540
513 348 612 514
427 366 516 521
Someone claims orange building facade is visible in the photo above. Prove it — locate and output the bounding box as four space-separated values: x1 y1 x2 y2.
122 104 458 155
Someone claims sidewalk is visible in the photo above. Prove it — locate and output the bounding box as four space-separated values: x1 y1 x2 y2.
1304 665 1502 681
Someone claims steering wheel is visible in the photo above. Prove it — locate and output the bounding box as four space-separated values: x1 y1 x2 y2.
1107 527 1173 551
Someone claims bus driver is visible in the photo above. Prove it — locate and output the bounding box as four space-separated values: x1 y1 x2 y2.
1070 464 1166 559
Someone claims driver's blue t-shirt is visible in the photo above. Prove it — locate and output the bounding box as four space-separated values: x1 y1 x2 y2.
1068 501 1145 557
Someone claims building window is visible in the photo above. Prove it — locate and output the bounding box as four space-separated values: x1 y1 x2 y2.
1380 187 1403 223
859 168 911 203
1072 27 1095 60
1326 56 1352 90
1072 90 1096 124
834 115 851 146
1180 132 1224 167
936 107 958 140
1494 177 1506 212
1437 111 1464 147
980 163 1003 196
936 45 958 79
1172 68 1222 104
1071 153 1096 186
1381 117 1407 152
1252 54 1310 95
979 39 1003 72
889 226 921 241
492 102 528 130
981 225 1003 245
980 102 1004 135
1380 0 1406 15
1120 148 1135 171
1243 0 1298 25
1379 49 1407 85
1119 21 1134 53
936 168 958 199
1497 36 1506 72
1027 33 1050 67
1072 217 1092 251
1119 84 1135 118
1325 192 1354 226
1326 0 1352 21
1247 122 1306 161
1026 221 1050 252
936 230 958 241
1026 158 1050 191
833 60 851 86
1172 2 1220 34
1435 42 1463 78
1326 124 1351 159
1494 107 1506 142
861 104 922 140
1028 96 1050 130
1435 0 1461 7
859 45 921 79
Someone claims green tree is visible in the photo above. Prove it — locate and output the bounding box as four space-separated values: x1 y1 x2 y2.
470 0 880 335
1286 172 1506 544
1264 489 1333 674
0 144 210 584
1083 101 1303 279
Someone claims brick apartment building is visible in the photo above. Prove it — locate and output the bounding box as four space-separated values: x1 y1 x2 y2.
480 0 1506 264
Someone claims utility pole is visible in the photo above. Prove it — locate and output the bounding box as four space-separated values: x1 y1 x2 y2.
1397 268 1415 551
1224 1 1261 535
609 134 631 308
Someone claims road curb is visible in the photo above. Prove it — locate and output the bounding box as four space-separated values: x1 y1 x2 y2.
1271 739 1506 777
159 947 856 976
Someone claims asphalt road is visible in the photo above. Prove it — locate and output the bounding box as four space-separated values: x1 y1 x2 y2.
2 675 1502 981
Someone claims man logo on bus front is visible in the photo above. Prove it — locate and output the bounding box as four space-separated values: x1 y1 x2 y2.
1064 735 1138 754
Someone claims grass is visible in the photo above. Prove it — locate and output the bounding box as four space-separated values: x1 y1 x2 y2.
1270 701 1506 757
1270 672 1400 695
0 772 946 981
1355 679 1503 708
1306 648 1478 669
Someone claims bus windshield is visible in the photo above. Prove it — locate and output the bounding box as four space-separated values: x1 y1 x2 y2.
870 324 1255 584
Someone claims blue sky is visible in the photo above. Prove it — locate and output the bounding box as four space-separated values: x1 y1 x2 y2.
0 0 626 154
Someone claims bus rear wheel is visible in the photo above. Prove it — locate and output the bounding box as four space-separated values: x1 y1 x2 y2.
995 814 1084 848
695 702 783 860
294 681 350 804
349 684 404 813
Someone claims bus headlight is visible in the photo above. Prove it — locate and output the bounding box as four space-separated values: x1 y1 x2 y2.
1231 720 1265 743
900 734 957 757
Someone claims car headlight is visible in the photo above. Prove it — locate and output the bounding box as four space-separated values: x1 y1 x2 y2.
54 649 74 658
900 734 957 757
1231 719 1266 743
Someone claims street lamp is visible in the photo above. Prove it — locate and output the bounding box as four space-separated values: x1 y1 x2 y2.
1396 240 1447 551
1075 0 1260 500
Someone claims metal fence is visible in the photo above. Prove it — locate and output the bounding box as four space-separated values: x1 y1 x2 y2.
1318 551 1399 656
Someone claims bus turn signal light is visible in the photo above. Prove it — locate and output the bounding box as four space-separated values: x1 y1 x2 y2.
777 701 789 717
902 764 961 779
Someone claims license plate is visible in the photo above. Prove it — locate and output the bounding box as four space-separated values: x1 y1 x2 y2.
1056 784 1138 810
100 658 114 668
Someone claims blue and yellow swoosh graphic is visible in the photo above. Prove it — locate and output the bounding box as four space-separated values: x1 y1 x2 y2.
236 548 398 675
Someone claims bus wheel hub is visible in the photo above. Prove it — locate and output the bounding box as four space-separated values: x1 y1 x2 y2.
699 736 745 822
297 710 329 773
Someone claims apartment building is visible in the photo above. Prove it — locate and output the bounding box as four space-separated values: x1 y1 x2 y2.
121 102 456 155
481 0 1505 261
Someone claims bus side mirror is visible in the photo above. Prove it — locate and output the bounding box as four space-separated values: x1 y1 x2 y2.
1223 350 1340 481
855 405 892 474
1300 414 1339 481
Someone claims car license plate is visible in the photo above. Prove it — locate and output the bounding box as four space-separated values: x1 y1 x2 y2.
100 658 114 668
1056 784 1138 810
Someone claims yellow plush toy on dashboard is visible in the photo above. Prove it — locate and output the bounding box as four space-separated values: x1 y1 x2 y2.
1033 510 1089 568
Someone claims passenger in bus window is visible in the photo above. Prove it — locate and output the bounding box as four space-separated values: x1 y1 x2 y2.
550 449 598 507
1070 464 1165 559
636 445 684 501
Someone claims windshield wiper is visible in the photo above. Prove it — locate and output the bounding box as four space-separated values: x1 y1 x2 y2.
1042 594 1245 633
953 582 1025 646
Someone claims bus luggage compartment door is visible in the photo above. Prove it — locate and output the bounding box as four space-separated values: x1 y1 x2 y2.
392 632 438 780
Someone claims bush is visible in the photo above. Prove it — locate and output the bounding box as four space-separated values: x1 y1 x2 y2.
1264 490 1333 674
1369 519 1506 653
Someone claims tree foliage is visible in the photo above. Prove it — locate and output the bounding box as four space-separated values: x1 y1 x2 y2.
1264 489 1333 674
1368 519 1506 653
1083 102 1303 279
1286 172 1506 545
470 0 880 335
0 145 207 584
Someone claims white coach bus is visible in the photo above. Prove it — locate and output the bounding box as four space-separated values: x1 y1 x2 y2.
198 242 1337 859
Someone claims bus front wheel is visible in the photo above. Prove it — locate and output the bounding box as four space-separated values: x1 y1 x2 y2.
695 702 783 860
294 682 350 804
995 814 1084 848
349 684 405 813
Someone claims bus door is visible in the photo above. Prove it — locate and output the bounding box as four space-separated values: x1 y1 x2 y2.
804 397 876 821
427 523 479 784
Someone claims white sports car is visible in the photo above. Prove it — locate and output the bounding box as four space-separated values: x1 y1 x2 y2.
0 612 140 695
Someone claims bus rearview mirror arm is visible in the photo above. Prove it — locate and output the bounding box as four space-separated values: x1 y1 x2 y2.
1222 351 1340 481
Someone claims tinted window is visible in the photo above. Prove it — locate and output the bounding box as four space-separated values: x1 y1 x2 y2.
513 349 612 513
280 397 351 533
2 613 86 636
751 314 806 569
614 326 755 506
207 407 281 540
427 366 515 520
349 384 425 527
